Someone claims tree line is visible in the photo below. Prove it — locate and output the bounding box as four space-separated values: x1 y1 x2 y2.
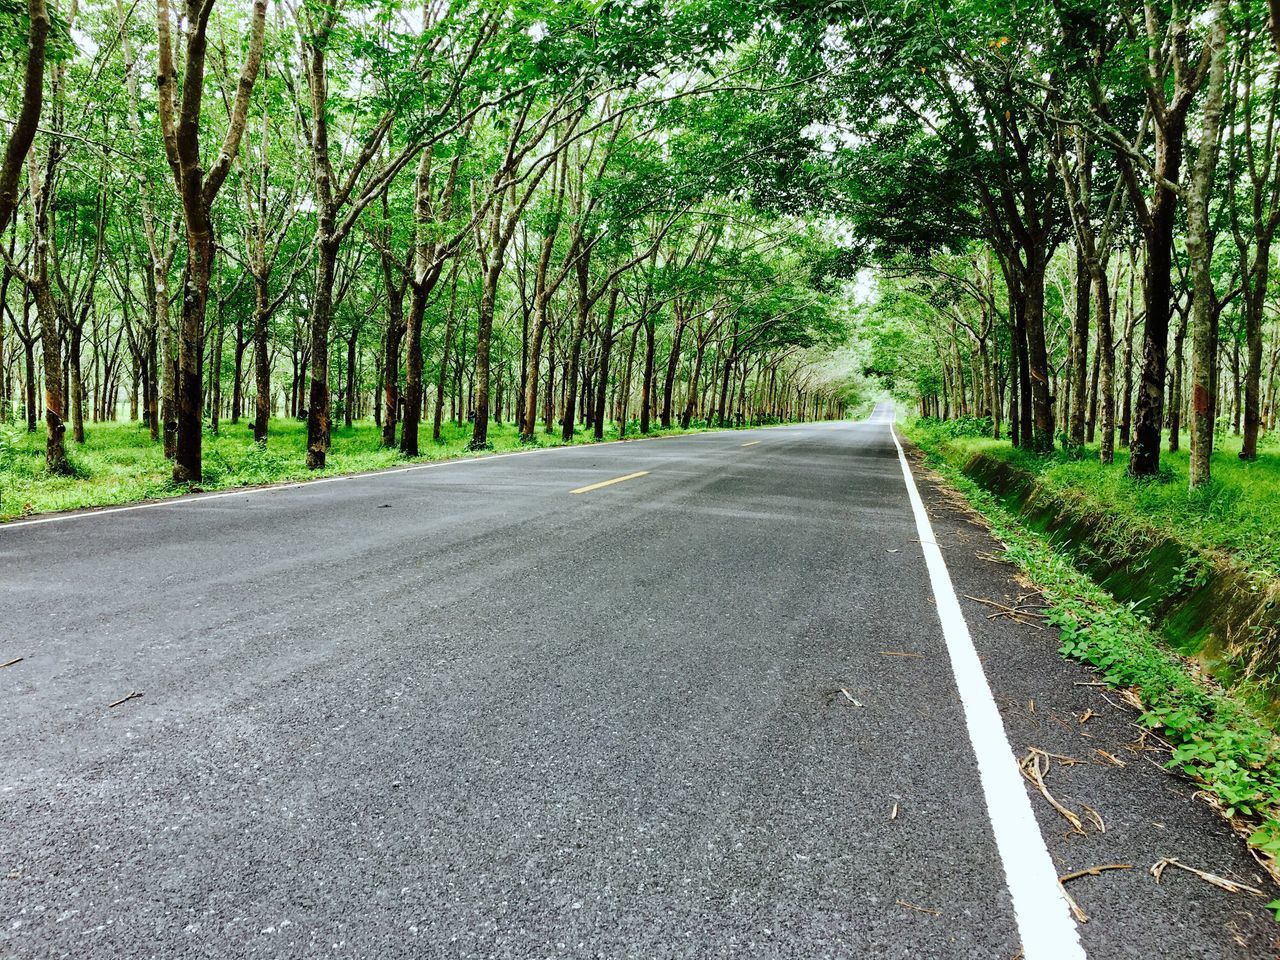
775 0 1280 490
0 0 862 485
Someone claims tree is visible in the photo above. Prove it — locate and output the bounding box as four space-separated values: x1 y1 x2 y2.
156 0 267 481
0 0 51 236
1187 0 1230 487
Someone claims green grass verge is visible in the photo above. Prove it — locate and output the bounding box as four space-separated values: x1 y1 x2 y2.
0 416 765 522
907 417 1280 580
905 419 1280 904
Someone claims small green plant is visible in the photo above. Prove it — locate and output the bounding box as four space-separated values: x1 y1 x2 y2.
0 424 20 470
1170 553 1212 594
914 414 993 439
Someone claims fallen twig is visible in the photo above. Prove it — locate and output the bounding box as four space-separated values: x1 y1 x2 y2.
963 594 1047 618
1059 864 1132 884
962 591 1048 628
840 688 864 707
1093 748 1126 767
1 657 23 668
895 899 940 916
1081 802 1106 833
1149 858 1265 896
108 691 143 709
1059 884 1089 923
1037 749 1085 766
878 650 925 659
1020 749 1085 834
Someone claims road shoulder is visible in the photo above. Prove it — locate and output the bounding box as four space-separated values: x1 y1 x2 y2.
903 440 1280 959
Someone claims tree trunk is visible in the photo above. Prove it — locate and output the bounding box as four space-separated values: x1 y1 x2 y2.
542 337 554 433
1023 258 1054 452
209 307 224 435
592 289 619 441
681 337 706 429
161 289 177 458
1085 309 1100 445
717 354 733 427
431 295 456 444
1008 319 1020 447
1169 310 1187 453
1120 322 1134 449
617 323 638 436
1231 336 1242 434
1132 147 1192 474
1010 281 1033 447
660 309 686 429
146 323 159 441
0 0 50 235
159 0 266 480
639 317 656 433
1069 246 1089 447
68 321 85 443
252 278 271 443
521 292 552 440
469 261 502 450
173 228 213 483
24 335 37 433
560 257 592 441
305 242 338 469
1186 0 1227 486
231 315 245 423
33 282 69 473
400 288 428 456
1242 265 1267 458
344 331 357 428
381 288 404 448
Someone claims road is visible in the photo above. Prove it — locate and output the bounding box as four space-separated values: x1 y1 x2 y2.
2 406 1277 959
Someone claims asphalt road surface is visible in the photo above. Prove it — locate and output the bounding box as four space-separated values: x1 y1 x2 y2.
3 405 1277 959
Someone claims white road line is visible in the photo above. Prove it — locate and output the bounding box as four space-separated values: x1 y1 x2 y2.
889 423 1086 960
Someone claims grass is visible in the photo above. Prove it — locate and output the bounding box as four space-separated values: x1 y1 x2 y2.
905 425 1280 900
905 417 1280 580
0 415 746 522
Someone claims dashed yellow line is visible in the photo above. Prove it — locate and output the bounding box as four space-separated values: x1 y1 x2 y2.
570 471 650 495
741 440 761 447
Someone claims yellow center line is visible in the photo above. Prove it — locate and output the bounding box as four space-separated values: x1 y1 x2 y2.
741 440 761 447
569 471 650 495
